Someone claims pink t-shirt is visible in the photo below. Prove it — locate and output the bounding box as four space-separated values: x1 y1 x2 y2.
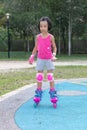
37 34 52 59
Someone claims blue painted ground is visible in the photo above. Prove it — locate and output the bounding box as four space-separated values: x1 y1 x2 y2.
15 81 87 130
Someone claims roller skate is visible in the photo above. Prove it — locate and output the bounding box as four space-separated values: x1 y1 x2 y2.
49 89 58 108
33 88 43 107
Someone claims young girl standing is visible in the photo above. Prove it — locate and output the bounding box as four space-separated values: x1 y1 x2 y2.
29 16 58 108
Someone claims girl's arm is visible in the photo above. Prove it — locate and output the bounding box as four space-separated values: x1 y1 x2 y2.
29 35 38 64
51 35 57 56
32 35 38 55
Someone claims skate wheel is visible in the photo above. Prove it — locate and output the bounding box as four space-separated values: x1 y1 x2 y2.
53 103 57 108
34 102 39 108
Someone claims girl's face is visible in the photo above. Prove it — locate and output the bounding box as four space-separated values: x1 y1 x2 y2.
40 21 48 33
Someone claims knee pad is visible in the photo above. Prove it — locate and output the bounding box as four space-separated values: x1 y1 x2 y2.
47 73 54 81
36 73 44 82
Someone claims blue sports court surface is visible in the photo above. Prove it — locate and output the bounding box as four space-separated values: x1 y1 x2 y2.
15 81 87 130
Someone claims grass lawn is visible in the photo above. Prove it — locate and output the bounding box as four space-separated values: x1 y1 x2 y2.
0 52 87 96
0 66 87 96
0 51 87 61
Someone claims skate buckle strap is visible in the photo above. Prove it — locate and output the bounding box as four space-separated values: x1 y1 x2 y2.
35 89 43 98
49 90 57 98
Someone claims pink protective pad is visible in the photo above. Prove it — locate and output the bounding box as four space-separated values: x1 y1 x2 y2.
29 55 34 64
47 73 54 81
51 97 58 103
36 73 44 82
34 97 40 103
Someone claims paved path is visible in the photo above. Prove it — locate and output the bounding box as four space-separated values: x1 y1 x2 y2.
0 60 87 130
15 79 87 130
0 78 87 130
0 60 87 71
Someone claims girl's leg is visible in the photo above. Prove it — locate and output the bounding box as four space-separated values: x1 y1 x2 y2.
47 70 55 90
34 71 44 103
36 71 43 90
47 70 58 106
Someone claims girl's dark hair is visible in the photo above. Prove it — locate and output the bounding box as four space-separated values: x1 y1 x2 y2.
38 16 52 31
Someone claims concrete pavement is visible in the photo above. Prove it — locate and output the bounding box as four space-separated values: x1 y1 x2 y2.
0 60 87 130
0 60 87 72
0 78 87 130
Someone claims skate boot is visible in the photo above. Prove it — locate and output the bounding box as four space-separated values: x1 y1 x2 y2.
49 89 58 108
33 88 43 107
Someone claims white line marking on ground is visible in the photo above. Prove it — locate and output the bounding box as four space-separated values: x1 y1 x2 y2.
69 82 87 86
58 90 87 96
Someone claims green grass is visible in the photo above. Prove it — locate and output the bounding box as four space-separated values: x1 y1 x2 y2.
0 52 30 60
0 51 87 96
57 54 87 61
0 52 87 61
0 66 87 96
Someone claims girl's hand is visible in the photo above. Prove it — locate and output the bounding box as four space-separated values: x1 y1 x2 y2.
51 52 57 62
51 55 57 61
28 54 34 64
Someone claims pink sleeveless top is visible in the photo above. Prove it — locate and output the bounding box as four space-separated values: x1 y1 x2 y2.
37 34 52 59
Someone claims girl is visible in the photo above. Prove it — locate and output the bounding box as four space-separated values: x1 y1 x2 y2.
29 16 58 107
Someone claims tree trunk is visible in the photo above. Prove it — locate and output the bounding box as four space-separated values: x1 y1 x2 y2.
58 20 61 55
68 13 72 56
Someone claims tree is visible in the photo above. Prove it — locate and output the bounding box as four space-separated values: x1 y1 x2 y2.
1 0 87 53
49 0 87 55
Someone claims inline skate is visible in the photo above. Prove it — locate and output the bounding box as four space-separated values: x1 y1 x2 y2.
49 89 58 108
33 89 43 107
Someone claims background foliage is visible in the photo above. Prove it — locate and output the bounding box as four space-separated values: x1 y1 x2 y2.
0 0 87 54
